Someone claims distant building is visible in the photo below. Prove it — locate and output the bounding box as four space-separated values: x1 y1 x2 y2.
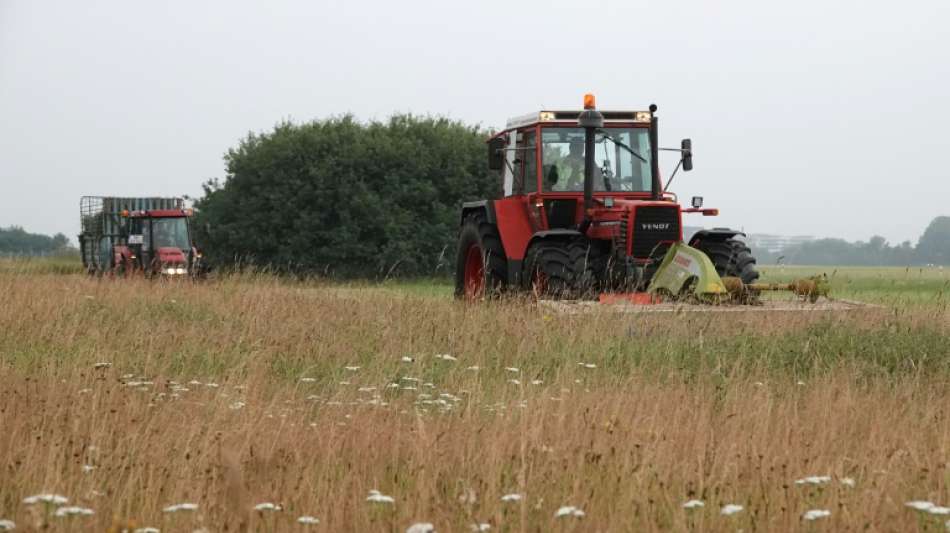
744 233 816 253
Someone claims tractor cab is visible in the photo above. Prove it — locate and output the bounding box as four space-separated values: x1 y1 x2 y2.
456 94 760 300
122 208 199 276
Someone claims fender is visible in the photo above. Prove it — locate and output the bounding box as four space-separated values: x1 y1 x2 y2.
460 200 496 225
688 228 746 246
530 229 583 241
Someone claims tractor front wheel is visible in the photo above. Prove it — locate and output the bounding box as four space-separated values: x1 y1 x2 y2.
522 240 575 298
454 214 507 299
691 237 760 284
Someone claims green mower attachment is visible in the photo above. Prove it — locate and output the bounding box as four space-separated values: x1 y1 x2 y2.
646 242 831 304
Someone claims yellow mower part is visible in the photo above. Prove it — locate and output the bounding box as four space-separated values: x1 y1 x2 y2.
647 242 729 299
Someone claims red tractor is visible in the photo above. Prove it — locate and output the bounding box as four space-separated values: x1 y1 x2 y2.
455 94 759 300
79 196 206 278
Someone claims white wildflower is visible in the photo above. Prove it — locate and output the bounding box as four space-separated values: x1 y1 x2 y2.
344 366 360 371
531 380 543 385
577 362 596 369
508 379 521 385
78 388 93 394
500 493 522 502
929 506 950 515
297 516 319 524
82 465 95 473
401 356 415 362
229 401 246 410
93 362 111 369
796 380 806 386
466 366 480 371
840 477 856 487
906 501 935 512
794 475 831 485
133 528 160 533
22 494 68 505
720 504 744 516
435 353 457 361
803 509 831 521
505 367 520 373
54 506 94 517
253 502 282 512
682 499 704 509
406 523 435 533
470 524 491 532
163 503 198 513
401 377 420 382
366 490 395 504
358 386 377 392
0 519 15 530
554 506 585 518
300 377 317 383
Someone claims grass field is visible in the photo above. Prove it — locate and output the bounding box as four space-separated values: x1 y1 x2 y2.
0 260 948 532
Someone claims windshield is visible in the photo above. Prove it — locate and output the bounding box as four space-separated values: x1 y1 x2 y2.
148 217 191 250
541 127 652 193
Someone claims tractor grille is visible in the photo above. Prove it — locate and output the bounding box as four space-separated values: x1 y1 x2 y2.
630 206 680 258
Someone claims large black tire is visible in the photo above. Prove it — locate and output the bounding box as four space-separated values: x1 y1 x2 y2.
692 237 760 284
567 238 611 299
521 238 609 299
521 240 574 298
454 214 507 299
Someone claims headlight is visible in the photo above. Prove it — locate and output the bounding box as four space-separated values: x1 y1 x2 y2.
162 267 188 275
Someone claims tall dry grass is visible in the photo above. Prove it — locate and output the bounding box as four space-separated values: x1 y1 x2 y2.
0 269 948 532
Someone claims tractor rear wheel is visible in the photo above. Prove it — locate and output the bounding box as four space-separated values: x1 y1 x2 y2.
454 214 507 299
692 238 760 284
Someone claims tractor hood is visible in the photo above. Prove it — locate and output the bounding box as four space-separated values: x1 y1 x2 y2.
157 247 187 265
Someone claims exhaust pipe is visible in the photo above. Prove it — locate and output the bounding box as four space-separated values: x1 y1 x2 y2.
578 94 604 225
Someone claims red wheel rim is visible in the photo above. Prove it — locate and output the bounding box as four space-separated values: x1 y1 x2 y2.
463 244 485 299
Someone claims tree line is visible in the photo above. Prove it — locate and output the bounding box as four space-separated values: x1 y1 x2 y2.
750 216 950 266
0 226 72 256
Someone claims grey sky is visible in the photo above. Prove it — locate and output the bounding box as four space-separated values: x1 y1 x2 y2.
2 0 948 244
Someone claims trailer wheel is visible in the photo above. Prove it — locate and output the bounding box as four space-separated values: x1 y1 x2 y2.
454 214 507 299
522 240 574 298
692 238 760 284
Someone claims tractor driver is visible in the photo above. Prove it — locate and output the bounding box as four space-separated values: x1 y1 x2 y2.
555 141 602 192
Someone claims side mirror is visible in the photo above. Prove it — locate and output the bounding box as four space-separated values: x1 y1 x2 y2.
691 196 703 208
488 136 506 170
681 138 693 171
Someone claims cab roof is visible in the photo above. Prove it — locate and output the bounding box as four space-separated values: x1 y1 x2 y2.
505 109 652 130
